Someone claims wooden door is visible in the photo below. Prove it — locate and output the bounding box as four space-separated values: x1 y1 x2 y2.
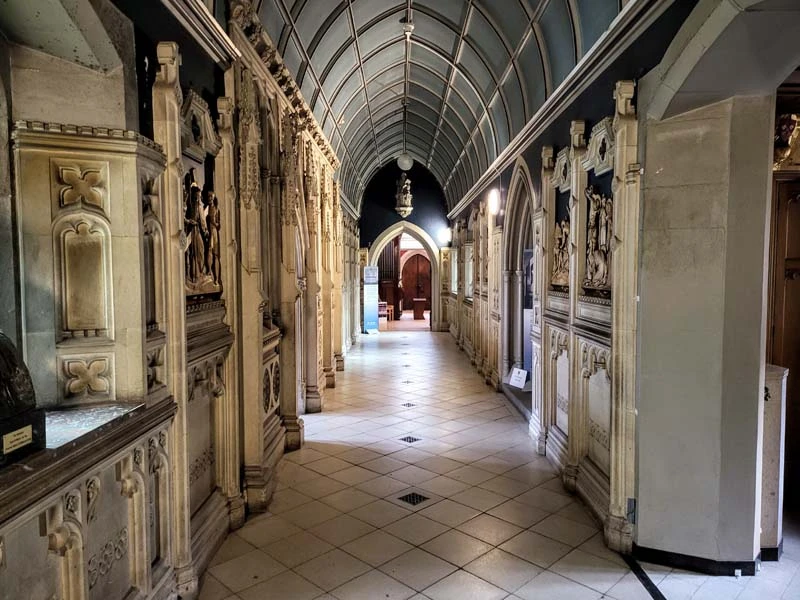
402 255 431 310
771 180 800 504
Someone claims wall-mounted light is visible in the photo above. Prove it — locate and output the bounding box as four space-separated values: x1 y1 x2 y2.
488 188 500 215
439 227 452 245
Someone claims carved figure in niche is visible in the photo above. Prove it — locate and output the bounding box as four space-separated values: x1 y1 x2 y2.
204 188 221 285
395 173 413 217
775 113 799 169
184 169 207 284
183 168 222 295
583 186 612 292
551 218 570 288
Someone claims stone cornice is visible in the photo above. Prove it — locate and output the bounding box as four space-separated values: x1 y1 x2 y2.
12 120 165 159
162 0 241 66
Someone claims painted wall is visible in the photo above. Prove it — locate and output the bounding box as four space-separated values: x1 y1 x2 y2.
359 162 449 249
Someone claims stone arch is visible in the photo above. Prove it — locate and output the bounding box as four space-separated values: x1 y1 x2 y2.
501 158 537 375
645 0 800 120
368 221 442 331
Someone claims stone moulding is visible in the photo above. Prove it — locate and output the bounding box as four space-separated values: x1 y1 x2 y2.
12 120 164 154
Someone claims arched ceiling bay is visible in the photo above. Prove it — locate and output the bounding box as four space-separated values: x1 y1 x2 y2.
258 0 620 211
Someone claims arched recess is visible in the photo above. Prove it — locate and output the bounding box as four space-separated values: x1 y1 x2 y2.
501 158 536 380
368 221 442 331
399 248 429 274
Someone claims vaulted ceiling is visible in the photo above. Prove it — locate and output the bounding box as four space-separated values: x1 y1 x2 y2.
257 0 621 211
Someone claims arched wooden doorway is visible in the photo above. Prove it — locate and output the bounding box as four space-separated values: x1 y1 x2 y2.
401 253 431 311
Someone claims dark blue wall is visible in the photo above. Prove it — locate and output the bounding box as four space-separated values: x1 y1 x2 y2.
359 162 449 249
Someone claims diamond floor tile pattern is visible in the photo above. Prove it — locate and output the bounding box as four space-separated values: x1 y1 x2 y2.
199 331 679 599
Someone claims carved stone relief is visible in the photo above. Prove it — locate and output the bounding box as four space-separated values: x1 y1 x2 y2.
183 168 223 296
61 354 113 402
583 186 612 294
55 217 112 341
551 218 570 288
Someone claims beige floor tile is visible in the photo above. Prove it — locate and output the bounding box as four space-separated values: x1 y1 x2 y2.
604 572 655 600
354 475 409 498
237 515 303 548
421 529 493 566
390 465 439 485
422 570 507 600
267 489 314 514
449 487 507 511
318 488 376 512
515 570 602 600
447 465 496 485
199 574 234 600
556 502 601 528
383 513 450 545
499 530 572 568
281 501 342 529
478 475 533 498
209 549 286 593
415 456 464 474
294 549 371 591
361 456 408 474
348 499 412 528
488 499 549 529
292 476 350 500
379 549 458 591
577 532 628 568
309 514 376 546
417 475 470 497
530 514 598 547
330 466 380 486
209 534 257 567
331 569 415 600
341 530 414 567
284 448 328 465
515 486 574 513
418 498 481 527
457 513 523 546
238 570 323 600
549 549 629 593
263 531 333 568
463 548 542 593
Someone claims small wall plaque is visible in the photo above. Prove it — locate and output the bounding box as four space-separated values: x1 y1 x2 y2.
509 368 528 389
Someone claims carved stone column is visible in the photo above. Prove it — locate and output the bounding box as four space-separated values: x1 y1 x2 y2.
303 147 325 413
565 120 587 492
214 94 245 529
332 187 345 372
606 81 638 553
151 41 194 597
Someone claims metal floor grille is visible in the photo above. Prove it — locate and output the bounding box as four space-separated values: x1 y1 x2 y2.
400 403 415 408
397 492 429 506
399 435 420 443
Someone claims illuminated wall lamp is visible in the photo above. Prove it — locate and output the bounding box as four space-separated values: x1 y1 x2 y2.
488 188 500 215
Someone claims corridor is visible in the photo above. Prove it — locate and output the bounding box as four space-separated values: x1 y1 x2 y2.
199 332 649 600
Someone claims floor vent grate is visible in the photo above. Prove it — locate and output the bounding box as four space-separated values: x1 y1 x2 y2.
399 435 420 443
400 403 415 408
397 492 429 506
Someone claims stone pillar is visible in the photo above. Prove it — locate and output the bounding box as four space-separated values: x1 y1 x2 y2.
606 81 639 553
214 94 245 529
304 151 325 413
565 120 587 493
332 188 345 372
151 42 194 597
636 93 773 568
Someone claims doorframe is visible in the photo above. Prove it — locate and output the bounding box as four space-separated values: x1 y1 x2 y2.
368 221 442 330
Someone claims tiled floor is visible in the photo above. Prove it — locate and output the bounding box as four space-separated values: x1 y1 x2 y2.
199 331 800 600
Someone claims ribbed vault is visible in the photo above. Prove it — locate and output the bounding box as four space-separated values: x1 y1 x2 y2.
258 0 620 211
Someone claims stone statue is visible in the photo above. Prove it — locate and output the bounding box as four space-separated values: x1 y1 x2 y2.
551 217 570 287
183 168 222 295
583 186 612 291
204 188 221 285
395 173 413 217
